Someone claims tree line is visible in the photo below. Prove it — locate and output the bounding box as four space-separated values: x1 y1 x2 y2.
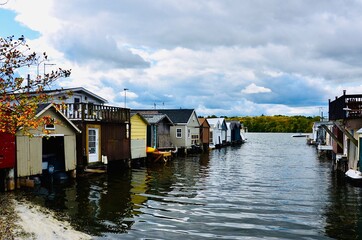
226 115 320 133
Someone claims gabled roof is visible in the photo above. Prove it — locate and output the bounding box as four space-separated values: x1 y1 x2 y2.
141 113 173 125
36 103 81 133
130 112 149 125
157 109 195 124
207 118 228 130
198 117 210 127
43 87 108 104
132 109 196 125
226 120 241 129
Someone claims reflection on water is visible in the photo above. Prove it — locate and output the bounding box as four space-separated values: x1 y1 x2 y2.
12 133 362 239
324 172 362 240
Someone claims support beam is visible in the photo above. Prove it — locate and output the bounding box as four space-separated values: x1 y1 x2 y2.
320 124 343 149
334 121 358 146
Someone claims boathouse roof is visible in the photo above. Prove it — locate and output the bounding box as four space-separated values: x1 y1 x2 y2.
45 87 108 104
157 109 195 124
141 113 173 125
132 109 196 124
35 103 81 133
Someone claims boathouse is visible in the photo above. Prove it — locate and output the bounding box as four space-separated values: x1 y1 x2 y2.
226 120 244 145
130 113 148 160
16 103 81 179
46 87 131 171
133 109 200 153
328 90 362 172
140 113 174 149
207 118 228 148
157 109 201 153
198 118 210 152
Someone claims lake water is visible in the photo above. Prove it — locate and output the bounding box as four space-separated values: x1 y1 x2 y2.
12 133 362 239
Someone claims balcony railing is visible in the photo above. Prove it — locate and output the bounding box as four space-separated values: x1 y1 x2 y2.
57 103 129 122
329 94 362 120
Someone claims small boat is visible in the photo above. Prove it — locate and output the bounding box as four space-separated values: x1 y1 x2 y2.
291 133 309 138
345 169 362 180
146 146 174 163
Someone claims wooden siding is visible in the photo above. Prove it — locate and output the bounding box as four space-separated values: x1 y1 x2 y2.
200 122 210 144
36 110 78 136
131 114 147 159
170 126 187 148
131 114 147 140
131 139 147 159
101 123 131 162
155 120 173 148
332 126 344 154
168 112 200 148
16 107 79 177
0 133 15 169
16 136 42 177
64 135 77 170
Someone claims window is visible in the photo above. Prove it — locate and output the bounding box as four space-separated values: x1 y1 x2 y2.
191 134 199 145
88 129 97 154
188 129 191 138
176 128 182 138
45 118 55 130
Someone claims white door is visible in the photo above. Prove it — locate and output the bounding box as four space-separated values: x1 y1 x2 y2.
88 128 99 163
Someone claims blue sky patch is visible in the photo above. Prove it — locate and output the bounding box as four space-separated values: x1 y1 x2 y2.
0 9 40 39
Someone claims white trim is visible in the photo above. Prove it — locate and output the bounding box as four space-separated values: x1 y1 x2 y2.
33 134 65 137
176 128 182 138
37 103 81 133
44 124 55 130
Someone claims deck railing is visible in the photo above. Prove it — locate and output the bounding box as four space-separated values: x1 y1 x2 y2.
329 94 362 120
57 103 130 122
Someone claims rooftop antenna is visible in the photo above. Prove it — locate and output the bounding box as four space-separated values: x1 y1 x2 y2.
319 107 324 121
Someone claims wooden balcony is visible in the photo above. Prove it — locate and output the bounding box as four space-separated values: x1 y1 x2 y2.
329 93 362 120
57 103 130 123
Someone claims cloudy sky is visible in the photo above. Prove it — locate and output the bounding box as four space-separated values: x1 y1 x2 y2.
2 0 362 117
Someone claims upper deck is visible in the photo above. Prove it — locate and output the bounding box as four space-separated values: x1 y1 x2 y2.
329 91 362 120
57 103 130 123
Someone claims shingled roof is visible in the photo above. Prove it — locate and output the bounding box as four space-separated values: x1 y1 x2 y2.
141 113 173 125
132 109 196 124
157 109 195 124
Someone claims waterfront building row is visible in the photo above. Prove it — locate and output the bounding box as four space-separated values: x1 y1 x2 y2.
309 90 362 179
0 87 246 191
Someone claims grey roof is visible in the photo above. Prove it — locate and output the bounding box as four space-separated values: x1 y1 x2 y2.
226 120 241 129
36 103 52 114
157 109 195 124
131 109 195 124
142 114 173 124
43 87 108 103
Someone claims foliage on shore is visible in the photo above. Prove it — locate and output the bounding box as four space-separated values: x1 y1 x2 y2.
0 35 71 135
228 115 320 133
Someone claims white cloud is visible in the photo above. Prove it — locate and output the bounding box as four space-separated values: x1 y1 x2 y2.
4 0 362 116
241 83 272 94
